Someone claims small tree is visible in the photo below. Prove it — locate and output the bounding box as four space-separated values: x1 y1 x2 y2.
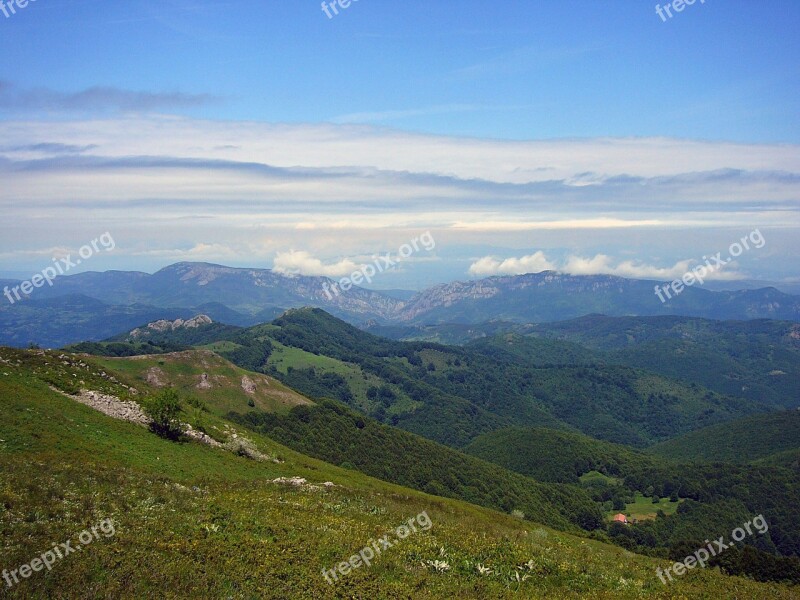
144 388 184 440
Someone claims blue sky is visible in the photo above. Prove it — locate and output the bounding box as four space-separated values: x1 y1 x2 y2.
1 0 799 289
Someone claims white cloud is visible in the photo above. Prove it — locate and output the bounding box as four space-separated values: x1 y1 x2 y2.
272 250 361 277
469 252 747 281
561 255 696 279
469 252 556 276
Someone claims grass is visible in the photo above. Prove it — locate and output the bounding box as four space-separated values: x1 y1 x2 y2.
579 471 620 486
610 493 682 522
90 350 311 416
198 341 242 352
0 347 795 598
267 341 419 415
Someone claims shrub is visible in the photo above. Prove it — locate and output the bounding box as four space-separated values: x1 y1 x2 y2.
222 436 268 461
186 396 209 412
143 388 184 440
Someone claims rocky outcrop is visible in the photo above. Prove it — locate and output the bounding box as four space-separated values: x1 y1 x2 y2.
272 477 336 491
130 315 213 339
197 372 212 389
145 367 166 387
241 375 257 394
64 389 150 427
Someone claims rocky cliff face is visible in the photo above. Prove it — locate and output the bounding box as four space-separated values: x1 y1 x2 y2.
397 272 630 321
130 314 214 338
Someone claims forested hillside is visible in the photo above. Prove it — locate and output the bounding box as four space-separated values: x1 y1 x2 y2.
648 411 800 463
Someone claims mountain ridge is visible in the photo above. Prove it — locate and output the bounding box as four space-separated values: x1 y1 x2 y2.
3 262 800 348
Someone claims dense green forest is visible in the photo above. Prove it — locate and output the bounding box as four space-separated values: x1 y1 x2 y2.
262 309 766 447
619 463 800 557
530 315 800 409
648 411 800 463
371 314 800 412
460 427 800 582
464 426 658 484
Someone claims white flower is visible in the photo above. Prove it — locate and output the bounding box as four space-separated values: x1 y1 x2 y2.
424 560 451 573
520 559 536 571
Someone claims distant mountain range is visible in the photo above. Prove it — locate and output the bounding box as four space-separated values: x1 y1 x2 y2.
2 261 799 347
11 262 404 320
398 272 800 323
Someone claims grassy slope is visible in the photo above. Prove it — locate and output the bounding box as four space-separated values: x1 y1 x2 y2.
1 351 795 599
228 401 605 533
648 411 800 463
91 350 311 416
66 349 608 534
267 341 419 415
